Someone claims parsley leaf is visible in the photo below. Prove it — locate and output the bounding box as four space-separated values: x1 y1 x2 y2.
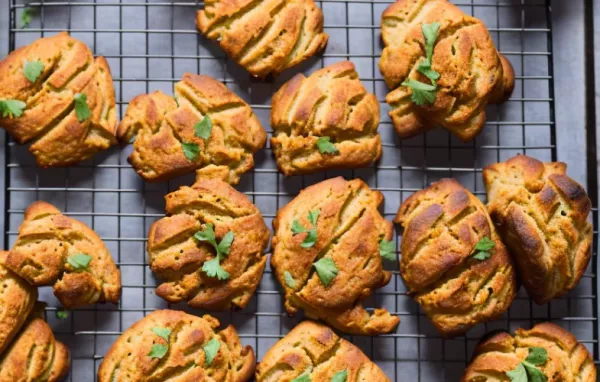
506 347 548 382
292 220 307 234
195 224 234 280
203 338 221 366
402 79 437 106
284 271 296 288
181 142 200 161
66 253 92 271
525 347 548 365
523 363 547 382
21 7 34 29
152 327 171 342
217 231 234 256
379 239 396 261
308 210 320 226
292 210 320 248
507 363 527 382
292 373 311 382
313 257 338 287
331 369 348 382
316 136 339 155
202 257 230 280
23 60 44 83
55 308 68 319
148 343 168 359
417 64 440 85
421 22 441 65
404 22 441 104
194 115 212 140
472 236 495 260
0 100 26 118
74 93 91 122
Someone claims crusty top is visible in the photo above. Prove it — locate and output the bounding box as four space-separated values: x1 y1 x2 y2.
0 317 70 382
147 177 270 310
271 61 382 175
5 201 121 309
394 178 517 337
271 177 399 335
379 0 514 141
483 155 592 305
0 251 37 356
117 73 266 183
462 322 596 382
0 32 117 166
197 0 328 78
256 320 390 382
98 310 255 382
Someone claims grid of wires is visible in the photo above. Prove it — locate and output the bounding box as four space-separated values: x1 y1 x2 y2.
5 0 598 381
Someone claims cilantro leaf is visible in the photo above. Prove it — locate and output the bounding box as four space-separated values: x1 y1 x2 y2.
331 369 348 382
202 257 230 280
292 210 320 248
421 22 441 63
506 347 548 382
308 210 320 226
74 93 91 122
301 229 318 248
148 343 168 359
0 100 26 118
292 373 311 382
284 271 297 288
23 60 44 83
417 63 440 85
194 115 212 140
66 253 92 271
195 223 234 280
379 239 396 261
217 231 234 256
203 338 221 366
523 363 547 382
472 237 495 260
55 308 68 319
316 136 339 155
525 347 548 365
194 223 217 246
152 327 171 342
507 363 527 382
402 79 437 106
21 7 34 29
181 142 200 161
313 257 338 287
291 220 308 234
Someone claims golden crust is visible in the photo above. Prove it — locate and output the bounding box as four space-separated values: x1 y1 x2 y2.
379 0 515 141
0 317 70 382
271 177 399 335
147 176 270 310
256 320 390 382
483 154 592 304
197 0 328 78
5 201 121 309
462 322 597 382
271 61 382 175
394 179 517 337
117 73 266 183
98 309 255 382
0 32 117 166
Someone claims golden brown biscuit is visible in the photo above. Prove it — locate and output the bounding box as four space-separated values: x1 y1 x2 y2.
6 201 121 309
379 0 515 141
394 179 517 337
256 320 390 381
147 176 270 310
483 155 593 305
197 0 328 78
117 73 266 183
0 251 37 356
462 322 596 382
271 61 382 175
0 317 70 382
271 177 399 335
0 32 117 166
98 309 255 382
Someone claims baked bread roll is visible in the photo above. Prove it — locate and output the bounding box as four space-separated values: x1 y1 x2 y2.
271 61 382 175
98 309 255 382
271 177 399 335
0 317 70 382
379 0 515 141
197 0 328 78
0 32 117 166
462 322 596 382
483 155 593 304
394 179 517 336
118 73 266 183
6 201 121 309
0 251 37 356
256 320 390 381
147 176 270 310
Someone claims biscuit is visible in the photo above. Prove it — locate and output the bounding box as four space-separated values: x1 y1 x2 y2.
394 178 517 336
147 176 270 310
197 0 328 78
6 201 121 309
462 322 596 382
271 61 382 175
0 32 117 166
271 177 399 335
483 154 593 304
256 320 390 381
98 309 255 382
379 0 515 141
117 73 266 183
0 317 70 382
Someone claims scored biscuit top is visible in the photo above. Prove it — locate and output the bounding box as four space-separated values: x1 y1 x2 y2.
462 322 596 382
197 0 328 78
5 201 121 309
117 73 266 184
270 61 382 175
97 310 255 382
0 32 117 166
256 321 391 382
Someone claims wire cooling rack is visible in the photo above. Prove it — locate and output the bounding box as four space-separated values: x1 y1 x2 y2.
2 0 598 381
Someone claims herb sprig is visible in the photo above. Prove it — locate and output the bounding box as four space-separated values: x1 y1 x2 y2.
506 347 548 382
471 237 495 261
291 210 320 248
194 223 234 280
402 22 441 106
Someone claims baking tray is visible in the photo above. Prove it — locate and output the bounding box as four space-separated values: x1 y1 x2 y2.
1 0 598 381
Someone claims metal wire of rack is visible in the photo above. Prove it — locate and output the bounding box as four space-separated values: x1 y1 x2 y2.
2 0 598 381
